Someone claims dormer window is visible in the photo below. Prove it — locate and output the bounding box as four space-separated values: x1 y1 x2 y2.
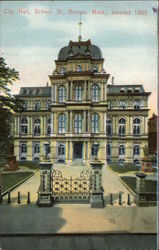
120 88 126 93
134 88 140 93
127 88 132 93
77 65 82 72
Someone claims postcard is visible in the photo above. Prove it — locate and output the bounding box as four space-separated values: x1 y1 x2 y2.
0 1 158 249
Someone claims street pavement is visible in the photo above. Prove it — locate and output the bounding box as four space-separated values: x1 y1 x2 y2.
0 234 157 250
0 164 157 235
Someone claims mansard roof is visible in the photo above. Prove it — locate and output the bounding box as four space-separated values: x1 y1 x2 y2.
58 39 102 61
107 84 151 96
18 86 51 97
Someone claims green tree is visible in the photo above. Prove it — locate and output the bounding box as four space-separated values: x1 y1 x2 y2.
0 57 23 163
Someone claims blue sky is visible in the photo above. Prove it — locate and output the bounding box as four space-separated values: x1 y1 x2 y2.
0 0 158 114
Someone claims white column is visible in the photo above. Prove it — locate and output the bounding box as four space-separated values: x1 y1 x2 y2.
66 81 69 100
101 83 103 102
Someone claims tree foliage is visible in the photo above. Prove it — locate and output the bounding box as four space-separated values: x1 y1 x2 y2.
0 57 23 162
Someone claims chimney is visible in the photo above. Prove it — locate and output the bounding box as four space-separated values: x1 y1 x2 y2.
111 76 114 85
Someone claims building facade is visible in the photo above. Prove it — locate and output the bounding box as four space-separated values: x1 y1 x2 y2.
14 39 151 165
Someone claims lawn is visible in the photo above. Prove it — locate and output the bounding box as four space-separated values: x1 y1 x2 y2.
18 161 40 170
120 176 157 193
108 163 140 173
0 172 34 193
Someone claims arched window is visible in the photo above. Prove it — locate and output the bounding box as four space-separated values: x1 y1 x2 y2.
47 117 51 135
93 66 98 73
74 113 82 133
33 118 41 135
20 142 27 153
58 114 66 133
20 117 28 135
34 142 40 154
106 117 112 136
34 101 40 111
58 85 66 102
133 118 140 135
75 85 83 101
92 113 99 133
60 68 66 74
119 145 125 155
92 84 100 102
58 144 65 155
77 65 82 72
119 118 126 135
133 145 140 155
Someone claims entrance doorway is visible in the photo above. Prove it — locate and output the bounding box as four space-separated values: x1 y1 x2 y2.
73 142 83 159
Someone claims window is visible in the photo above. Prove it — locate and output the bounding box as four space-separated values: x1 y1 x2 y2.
20 117 28 135
92 84 100 102
34 142 40 154
134 100 140 109
33 118 41 135
107 101 111 109
77 65 82 72
92 113 99 133
134 88 140 93
23 101 28 110
119 118 126 135
58 114 66 133
120 88 126 93
34 102 40 111
46 101 51 110
119 145 125 155
106 117 112 136
74 113 82 133
93 66 98 73
133 118 140 135
58 85 66 102
106 144 111 156
75 85 83 101
47 117 51 135
35 89 40 95
20 142 27 153
119 100 126 109
133 145 140 155
61 68 66 74
58 144 65 155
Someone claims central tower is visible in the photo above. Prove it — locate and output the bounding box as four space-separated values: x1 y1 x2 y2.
49 39 110 165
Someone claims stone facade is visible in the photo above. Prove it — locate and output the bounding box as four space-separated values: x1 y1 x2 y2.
13 39 150 165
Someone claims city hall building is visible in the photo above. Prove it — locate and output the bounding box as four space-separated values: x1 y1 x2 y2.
13 38 151 165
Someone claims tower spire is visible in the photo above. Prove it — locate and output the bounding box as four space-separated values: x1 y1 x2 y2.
78 13 82 42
